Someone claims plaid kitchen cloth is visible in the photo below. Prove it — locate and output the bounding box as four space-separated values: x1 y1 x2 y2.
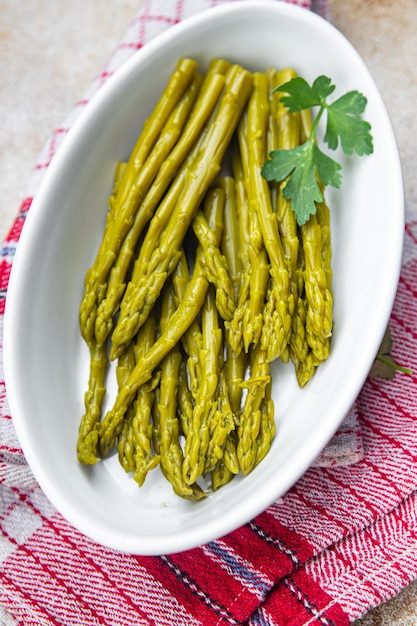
1 1 417 624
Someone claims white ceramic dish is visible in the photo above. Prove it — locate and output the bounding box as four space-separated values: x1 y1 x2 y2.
4 1 404 555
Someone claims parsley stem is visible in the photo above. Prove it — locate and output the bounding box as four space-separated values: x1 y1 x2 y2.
309 104 325 143
376 354 413 376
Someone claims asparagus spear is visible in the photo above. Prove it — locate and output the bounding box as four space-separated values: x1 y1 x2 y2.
156 281 205 500
244 72 293 362
77 166 125 465
79 58 198 345
226 147 252 356
170 250 203 398
237 344 272 475
211 431 239 491
177 358 194 438
192 210 235 321
254 374 275 467
268 67 301 363
301 214 332 359
171 187 225 398
76 342 108 465
270 68 310 375
217 176 247 416
204 368 235 475
236 110 271 353
93 73 202 345
116 344 137 472
98 187 226 456
94 63 230 344
111 64 253 358
116 58 198 207
131 314 161 485
182 284 223 485
299 105 333 355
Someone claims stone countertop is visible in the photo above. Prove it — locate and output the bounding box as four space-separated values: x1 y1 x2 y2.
1 1 416 624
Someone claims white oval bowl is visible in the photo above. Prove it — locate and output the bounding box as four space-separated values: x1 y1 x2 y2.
4 1 404 555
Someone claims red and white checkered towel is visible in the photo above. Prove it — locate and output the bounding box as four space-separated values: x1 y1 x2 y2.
1 1 417 624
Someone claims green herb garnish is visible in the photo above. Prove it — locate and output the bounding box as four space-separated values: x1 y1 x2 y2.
369 326 413 379
261 75 374 225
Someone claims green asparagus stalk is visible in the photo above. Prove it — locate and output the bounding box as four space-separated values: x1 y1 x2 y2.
131 314 161 486
111 64 253 358
299 107 333 352
182 285 223 485
254 375 275 467
237 344 271 475
78 163 126 346
116 344 137 473
211 431 239 491
204 368 235 475
217 176 247 416
116 58 198 208
226 147 252 356
77 166 127 465
170 250 203 398
76 341 108 465
270 68 309 374
94 63 230 344
301 214 332 358
98 187 226 456
192 210 235 321
170 187 226 397
269 67 300 333
289 107 333 383
177 358 194 438
236 110 271 353
79 58 198 345
93 74 202 345
156 282 205 500
244 72 292 361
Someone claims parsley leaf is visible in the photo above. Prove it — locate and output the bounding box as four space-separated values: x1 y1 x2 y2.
278 75 335 111
262 142 341 224
261 75 374 226
325 91 373 155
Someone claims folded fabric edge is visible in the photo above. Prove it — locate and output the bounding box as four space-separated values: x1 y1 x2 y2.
246 487 417 625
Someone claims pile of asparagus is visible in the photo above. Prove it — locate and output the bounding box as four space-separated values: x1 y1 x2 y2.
77 58 333 500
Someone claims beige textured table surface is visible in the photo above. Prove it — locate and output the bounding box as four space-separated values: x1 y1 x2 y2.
1 1 417 624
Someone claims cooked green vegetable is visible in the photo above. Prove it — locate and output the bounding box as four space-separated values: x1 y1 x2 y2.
98 186 226 456
268 68 300 343
79 58 198 346
95 62 230 345
244 72 292 362
170 249 203 398
226 145 253 356
156 281 205 500
238 344 273 475
192 210 235 321
182 284 223 484
93 74 202 346
218 176 247 417
131 315 161 486
76 341 108 465
111 64 253 358
77 57 377 499
236 109 271 352
204 367 235 475
116 343 137 473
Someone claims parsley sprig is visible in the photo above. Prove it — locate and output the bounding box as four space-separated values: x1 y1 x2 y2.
261 75 374 226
